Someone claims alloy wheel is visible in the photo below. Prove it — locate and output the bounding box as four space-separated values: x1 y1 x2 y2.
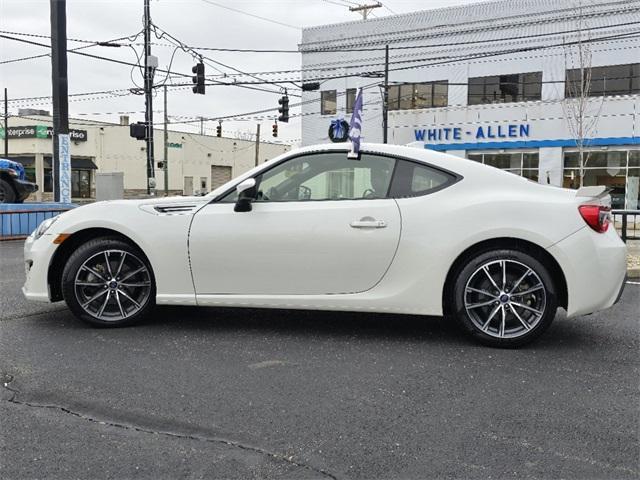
74 249 152 321
464 259 547 339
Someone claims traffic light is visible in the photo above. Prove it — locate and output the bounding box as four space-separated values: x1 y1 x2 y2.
129 122 146 140
278 95 289 123
192 62 205 95
216 123 222 137
272 122 278 137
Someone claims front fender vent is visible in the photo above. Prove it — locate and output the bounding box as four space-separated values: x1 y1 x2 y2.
153 204 198 214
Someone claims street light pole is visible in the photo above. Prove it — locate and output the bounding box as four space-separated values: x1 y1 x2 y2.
50 0 70 202
163 84 168 196
382 44 389 144
143 0 155 195
3 88 8 158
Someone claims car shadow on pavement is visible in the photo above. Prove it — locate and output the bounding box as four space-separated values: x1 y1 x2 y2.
113 304 587 350
143 305 468 344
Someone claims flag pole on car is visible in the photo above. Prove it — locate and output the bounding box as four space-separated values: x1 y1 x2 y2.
348 88 363 159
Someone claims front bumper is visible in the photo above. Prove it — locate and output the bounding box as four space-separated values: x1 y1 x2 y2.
14 179 38 201
548 225 627 318
22 232 58 302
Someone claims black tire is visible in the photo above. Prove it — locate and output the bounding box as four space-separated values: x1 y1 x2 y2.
61 237 156 327
0 179 16 203
451 249 557 348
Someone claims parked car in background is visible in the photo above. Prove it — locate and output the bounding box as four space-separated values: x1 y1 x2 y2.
22 143 627 347
0 158 38 203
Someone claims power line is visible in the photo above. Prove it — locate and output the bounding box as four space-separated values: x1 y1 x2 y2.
216 30 640 86
149 23 296 91
299 16 640 52
199 0 301 30
0 33 289 97
0 30 143 65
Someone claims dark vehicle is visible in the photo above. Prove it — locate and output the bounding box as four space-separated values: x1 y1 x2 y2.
0 158 38 203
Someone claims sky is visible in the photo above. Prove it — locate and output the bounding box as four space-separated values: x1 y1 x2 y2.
0 0 491 145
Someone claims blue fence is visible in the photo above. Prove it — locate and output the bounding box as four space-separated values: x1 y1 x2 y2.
0 203 76 240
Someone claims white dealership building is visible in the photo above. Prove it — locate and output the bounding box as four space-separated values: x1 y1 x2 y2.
299 0 640 208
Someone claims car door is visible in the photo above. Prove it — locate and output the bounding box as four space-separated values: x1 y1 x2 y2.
188 151 401 295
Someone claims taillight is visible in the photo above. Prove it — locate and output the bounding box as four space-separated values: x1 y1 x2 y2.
578 205 611 233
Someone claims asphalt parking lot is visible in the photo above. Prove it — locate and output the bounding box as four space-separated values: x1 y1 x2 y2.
1 239 639 479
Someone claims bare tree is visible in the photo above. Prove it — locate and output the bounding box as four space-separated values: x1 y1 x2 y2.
561 1 605 187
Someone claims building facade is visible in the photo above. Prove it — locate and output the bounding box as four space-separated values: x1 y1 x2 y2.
299 0 640 209
1 113 289 202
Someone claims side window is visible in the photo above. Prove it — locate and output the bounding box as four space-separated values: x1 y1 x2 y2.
222 153 396 203
389 160 454 198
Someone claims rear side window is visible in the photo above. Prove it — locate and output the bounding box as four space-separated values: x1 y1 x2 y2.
388 160 454 198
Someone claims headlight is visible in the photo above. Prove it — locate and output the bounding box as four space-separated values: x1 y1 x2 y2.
34 216 59 240
8 169 19 177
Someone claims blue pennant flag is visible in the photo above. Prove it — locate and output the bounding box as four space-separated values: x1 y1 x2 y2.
348 88 363 158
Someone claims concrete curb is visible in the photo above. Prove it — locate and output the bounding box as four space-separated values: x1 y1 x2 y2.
627 268 640 279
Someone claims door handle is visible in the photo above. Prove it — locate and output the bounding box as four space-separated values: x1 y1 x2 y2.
350 219 387 228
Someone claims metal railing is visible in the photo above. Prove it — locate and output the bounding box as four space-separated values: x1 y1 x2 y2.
0 207 73 241
612 210 640 243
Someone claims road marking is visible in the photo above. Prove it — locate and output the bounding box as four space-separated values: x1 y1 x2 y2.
626 281 640 285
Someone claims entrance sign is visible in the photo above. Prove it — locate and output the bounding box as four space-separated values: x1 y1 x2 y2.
59 134 71 203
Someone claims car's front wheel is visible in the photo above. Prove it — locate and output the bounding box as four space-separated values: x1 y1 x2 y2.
452 249 557 347
61 237 155 327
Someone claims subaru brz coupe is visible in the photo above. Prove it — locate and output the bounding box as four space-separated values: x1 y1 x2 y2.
23 144 627 347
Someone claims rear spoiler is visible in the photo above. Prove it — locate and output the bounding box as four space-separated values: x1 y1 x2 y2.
575 186 610 199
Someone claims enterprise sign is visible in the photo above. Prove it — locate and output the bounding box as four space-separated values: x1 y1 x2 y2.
0 125 88 142
415 123 531 142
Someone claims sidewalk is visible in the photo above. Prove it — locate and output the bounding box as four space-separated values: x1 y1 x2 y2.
627 241 640 279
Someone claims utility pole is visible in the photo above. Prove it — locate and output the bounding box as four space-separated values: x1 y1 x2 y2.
199 117 204 136
143 0 155 195
349 2 381 19
3 88 8 158
50 0 70 203
382 44 389 144
163 85 169 196
254 124 261 167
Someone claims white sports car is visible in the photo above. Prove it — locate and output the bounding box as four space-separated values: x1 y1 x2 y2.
23 143 627 347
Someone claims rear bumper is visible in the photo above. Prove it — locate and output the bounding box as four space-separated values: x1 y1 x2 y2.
14 179 38 201
548 226 627 318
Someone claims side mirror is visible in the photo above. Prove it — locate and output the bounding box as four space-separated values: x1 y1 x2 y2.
234 178 257 212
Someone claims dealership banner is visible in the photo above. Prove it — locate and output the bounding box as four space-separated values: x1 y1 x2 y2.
0 125 87 142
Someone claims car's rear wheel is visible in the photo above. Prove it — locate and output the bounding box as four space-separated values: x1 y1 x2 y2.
61 237 155 327
0 179 16 203
452 249 557 347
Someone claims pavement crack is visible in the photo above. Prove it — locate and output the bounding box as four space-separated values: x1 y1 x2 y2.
1 374 338 480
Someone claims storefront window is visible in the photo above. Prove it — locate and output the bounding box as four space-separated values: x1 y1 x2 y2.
346 88 357 113
467 151 539 181
563 150 639 209
23 166 36 183
566 63 640 98
44 168 53 193
43 167 92 198
388 81 449 110
72 169 92 198
320 90 337 115
468 72 542 105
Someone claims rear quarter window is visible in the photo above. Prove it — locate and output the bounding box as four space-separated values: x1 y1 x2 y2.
389 159 456 198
